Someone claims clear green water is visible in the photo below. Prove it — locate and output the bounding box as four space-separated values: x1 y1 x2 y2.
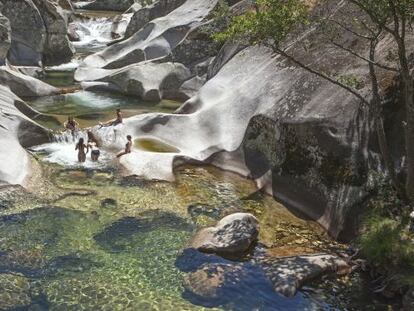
0 161 397 310
26 91 181 131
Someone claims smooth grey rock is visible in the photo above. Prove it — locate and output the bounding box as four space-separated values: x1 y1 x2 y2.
0 0 46 66
76 0 219 75
0 85 50 186
31 0 75 65
0 0 74 66
0 66 59 97
190 213 259 257
98 62 191 101
178 75 206 100
79 0 136 11
124 0 186 38
0 13 10 65
261 254 350 297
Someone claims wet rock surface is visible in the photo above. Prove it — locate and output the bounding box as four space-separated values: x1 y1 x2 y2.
189 213 259 257
260 254 351 297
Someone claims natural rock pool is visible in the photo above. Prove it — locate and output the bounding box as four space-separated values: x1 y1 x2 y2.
0 149 394 310
0 7 398 310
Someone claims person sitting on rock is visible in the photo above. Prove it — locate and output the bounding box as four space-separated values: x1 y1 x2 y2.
87 131 101 162
75 137 89 163
117 135 132 158
64 116 79 133
100 109 123 127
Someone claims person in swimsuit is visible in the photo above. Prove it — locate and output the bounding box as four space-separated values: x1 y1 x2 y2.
100 109 123 127
75 137 88 162
87 131 101 162
117 135 132 158
64 116 79 134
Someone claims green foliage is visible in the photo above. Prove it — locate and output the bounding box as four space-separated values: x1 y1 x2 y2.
358 179 414 287
213 0 310 49
338 75 365 90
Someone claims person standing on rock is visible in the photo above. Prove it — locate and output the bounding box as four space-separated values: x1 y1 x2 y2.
75 137 89 163
117 135 132 158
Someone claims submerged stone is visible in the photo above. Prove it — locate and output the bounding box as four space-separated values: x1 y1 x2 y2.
94 210 193 252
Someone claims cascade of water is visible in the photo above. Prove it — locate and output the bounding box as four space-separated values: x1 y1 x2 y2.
33 124 126 168
71 16 114 51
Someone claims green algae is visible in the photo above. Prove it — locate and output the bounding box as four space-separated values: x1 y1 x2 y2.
134 138 180 153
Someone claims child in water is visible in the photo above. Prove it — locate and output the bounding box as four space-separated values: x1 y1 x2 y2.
75 138 88 162
117 135 132 158
87 131 101 162
64 116 79 133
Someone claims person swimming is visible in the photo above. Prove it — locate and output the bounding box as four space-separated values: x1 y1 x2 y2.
64 116 79 133
87 131 101 162
100 109 123 127
116 135 132 158
75 137 88 163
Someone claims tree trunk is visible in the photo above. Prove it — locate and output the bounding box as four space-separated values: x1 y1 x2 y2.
404 80 414 202
375 116 405 198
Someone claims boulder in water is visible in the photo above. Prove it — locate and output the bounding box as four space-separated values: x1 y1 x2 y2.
189 213 259 257
261 254 351 297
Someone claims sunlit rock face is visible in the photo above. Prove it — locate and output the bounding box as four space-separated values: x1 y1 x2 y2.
76 0 136 12
0 0 74 66
76 0 219 74
124 0 187 39
0 85 50 186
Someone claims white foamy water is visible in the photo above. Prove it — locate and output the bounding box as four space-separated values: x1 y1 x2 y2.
33 125 127 168
71 17 114 51
46 60 81 71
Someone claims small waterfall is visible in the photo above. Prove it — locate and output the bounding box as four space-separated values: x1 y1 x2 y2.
70 16 114 52
33 125 127 168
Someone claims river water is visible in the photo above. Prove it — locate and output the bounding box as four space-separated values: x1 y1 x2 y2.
0 9 397 311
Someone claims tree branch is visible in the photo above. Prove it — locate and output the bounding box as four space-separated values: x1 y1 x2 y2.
275 48 370 106
330 40 398 72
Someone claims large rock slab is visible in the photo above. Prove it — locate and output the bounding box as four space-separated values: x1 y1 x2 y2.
189 213 259 257
0 85 50 186
77 0 137 11
81 61 191 101
0 0 74 66
261 254 350 297
0 66 59 97
124 0 186 38
31 0 75 65
76 0 219 75
0 13 10 65
0 0 46 66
